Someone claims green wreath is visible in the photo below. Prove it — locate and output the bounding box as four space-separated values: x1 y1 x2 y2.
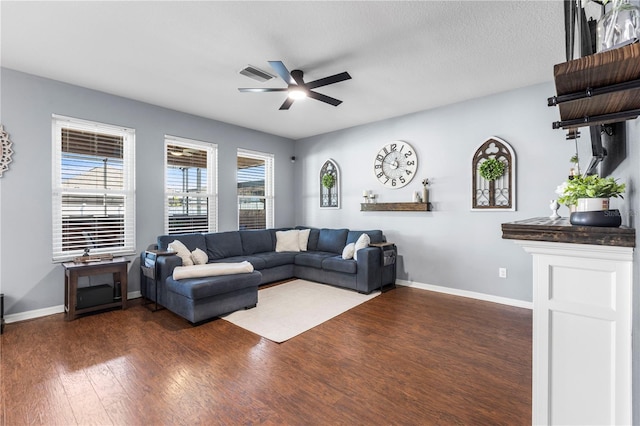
479 158 505 181
321 173 335 189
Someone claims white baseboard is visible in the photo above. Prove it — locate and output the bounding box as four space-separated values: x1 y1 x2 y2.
396 279 533 310
4 291 142 324
4 284 530 324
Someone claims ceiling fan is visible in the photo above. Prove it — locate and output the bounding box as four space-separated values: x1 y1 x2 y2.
238 61 352 110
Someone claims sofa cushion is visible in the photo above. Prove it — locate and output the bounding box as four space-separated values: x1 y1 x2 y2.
205 231 243 260
353 233 371 261
322 256 357 274
275 230 301 252
158 233 207 252
191 248 208 265
240 229 274 255
346 230 384 245
316 228 349 254
342 242 355 260
253 251 298 268
294 252 335 268
168 240 194 266
166 271 261 299
210 255 267 270
298 228 311 251
296 226 319 251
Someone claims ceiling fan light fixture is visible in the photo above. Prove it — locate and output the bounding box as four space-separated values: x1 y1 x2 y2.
288 87 307 100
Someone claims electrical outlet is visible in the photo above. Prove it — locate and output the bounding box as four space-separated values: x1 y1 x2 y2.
499 267 507 278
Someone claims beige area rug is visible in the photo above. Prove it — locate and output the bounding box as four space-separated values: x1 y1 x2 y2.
221 279 380 343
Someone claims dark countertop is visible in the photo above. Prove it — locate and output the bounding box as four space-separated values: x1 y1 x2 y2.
501 217 636 248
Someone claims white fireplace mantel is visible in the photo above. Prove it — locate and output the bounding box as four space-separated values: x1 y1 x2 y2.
503 218 634 426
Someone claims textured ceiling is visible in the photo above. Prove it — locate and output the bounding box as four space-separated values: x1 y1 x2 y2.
1 1 566 140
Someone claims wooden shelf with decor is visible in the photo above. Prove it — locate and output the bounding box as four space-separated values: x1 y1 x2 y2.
360 202 431 212
548 41 640 129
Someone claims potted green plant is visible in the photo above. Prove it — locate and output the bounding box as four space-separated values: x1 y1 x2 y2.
321 173 335 189
556 174 625 211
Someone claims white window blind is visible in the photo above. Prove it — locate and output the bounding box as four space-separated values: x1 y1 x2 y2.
237 148 274 230
165 136 217 234
52 115 136 261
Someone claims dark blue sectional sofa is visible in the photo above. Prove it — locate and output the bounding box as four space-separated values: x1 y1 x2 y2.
142 226 397 324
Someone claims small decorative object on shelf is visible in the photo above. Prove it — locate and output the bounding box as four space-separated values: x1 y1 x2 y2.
422 178 429 204
556 174 625 210
597 0 640 52
549 200 561 220
556 174 626 226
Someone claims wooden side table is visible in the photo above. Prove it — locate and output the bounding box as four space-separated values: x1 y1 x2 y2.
63 257 130 321
369 242 397 292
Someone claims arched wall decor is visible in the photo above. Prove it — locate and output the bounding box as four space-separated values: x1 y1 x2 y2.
472 137 516 211
320 159 340 208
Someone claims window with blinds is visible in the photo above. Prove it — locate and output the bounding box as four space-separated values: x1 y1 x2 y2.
52 115 135 261
237 149 274 230
165 136 217 235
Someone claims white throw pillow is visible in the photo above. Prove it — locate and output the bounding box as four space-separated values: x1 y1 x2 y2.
191 248 208 265
298 228 311 251
168 240 194 266
353 233 371 261
276 230 301 252
342 242 355 260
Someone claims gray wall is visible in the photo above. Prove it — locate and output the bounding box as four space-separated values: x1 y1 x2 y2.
0 68 295 315
294 81 635 303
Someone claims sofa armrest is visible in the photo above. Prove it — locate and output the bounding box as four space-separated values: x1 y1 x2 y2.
156 255 183 284
355 247 383 293
356 244 397 293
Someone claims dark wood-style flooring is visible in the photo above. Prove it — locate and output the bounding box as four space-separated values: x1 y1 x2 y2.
1 286 532 425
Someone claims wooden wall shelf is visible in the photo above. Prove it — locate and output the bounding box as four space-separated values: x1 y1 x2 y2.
501 217 635 247
549 41 640 129
360 202 430 212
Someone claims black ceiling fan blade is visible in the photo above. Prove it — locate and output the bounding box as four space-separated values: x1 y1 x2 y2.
238 88 288 92
290 69 305 86
279 97 295 110
307 90 342 106
268 61 294 85
306 72 352 90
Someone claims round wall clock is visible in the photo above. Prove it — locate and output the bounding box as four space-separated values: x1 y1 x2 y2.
0 125 13 177
373 140 418 188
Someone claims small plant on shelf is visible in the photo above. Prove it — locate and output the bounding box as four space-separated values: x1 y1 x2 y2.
556 174 625 207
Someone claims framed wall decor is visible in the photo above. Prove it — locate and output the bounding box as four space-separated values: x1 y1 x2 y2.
0 125 14 177
471 137 516 211
320 159 340 208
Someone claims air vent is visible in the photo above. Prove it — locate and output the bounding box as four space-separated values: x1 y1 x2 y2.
239 65 275 82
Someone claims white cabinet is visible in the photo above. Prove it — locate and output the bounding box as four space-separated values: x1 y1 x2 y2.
515 240 633 425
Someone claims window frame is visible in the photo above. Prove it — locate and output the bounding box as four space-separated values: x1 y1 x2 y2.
51 115 136 262
237 148 274 230
164 135 218 235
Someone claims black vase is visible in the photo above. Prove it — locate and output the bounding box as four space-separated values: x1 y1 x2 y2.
570 209 622 227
